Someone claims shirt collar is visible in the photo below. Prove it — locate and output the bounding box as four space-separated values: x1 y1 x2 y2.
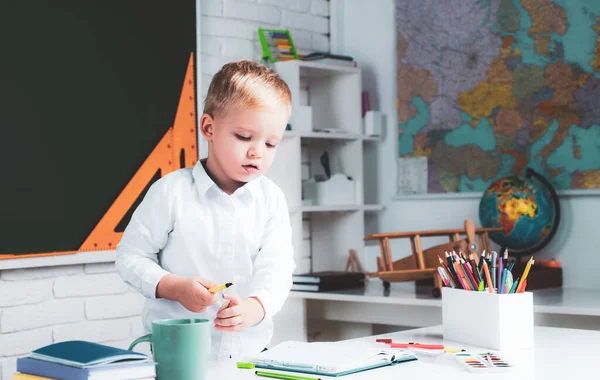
192 159 261 198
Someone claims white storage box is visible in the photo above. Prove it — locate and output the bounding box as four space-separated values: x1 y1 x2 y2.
442 287 533 350
302 173 355 205
363 110 383 136
293 105 312 133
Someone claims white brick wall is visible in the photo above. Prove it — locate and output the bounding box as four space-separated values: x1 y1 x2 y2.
199 0 330 96
0 3 330 378
0 263 149 380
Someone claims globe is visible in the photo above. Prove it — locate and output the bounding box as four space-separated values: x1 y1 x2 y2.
478 168 560 255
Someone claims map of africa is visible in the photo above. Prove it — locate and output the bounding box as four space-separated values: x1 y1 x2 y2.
396 0 600 192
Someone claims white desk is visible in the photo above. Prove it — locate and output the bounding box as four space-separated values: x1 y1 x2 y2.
288 285 600 333
209 325 598 379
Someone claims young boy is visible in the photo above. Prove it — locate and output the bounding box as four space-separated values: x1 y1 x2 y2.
115 59 295 360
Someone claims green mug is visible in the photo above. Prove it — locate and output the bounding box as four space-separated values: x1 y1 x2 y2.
129 318 211 380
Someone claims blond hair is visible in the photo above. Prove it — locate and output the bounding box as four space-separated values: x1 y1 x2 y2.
203 59 292 117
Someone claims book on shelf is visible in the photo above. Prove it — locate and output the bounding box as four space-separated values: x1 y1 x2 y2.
16 340 156 380
292 271 365 292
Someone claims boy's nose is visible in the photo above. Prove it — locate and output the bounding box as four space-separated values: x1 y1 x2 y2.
248 145 263 158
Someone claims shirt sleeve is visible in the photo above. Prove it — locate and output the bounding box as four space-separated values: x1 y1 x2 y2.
248 187 296 318
115 177 174 299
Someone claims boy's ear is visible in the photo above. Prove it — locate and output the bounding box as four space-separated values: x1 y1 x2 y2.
200 114 215 141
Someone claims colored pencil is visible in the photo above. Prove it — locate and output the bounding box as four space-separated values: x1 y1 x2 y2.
461 258 479 291
482 260 494 293
516 256 534 293
509 277 520 293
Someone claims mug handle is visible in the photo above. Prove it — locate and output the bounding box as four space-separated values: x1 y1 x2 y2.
129 334 152 352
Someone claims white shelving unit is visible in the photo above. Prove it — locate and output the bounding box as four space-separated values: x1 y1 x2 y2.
265 60 383 345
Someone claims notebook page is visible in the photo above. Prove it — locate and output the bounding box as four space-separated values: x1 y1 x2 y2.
253 341 398 373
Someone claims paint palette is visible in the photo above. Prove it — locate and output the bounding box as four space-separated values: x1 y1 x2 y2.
455 351 513 373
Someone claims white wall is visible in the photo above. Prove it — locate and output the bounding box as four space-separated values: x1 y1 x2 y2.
0 1 330 379
199 0 330 98
334 0 600 290
0 263 149 379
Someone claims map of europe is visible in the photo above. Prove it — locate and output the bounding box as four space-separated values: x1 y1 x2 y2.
396 0 600 192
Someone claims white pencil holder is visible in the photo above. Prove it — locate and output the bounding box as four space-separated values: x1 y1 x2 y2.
302 173 356 205
442 287 533 350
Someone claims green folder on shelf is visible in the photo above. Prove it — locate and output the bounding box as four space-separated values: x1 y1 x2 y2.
248 341 417 377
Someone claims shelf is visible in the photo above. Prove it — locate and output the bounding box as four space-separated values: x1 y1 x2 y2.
289 285 600 317
300 204 384 213
275 60 359 77
363 204 384 212
284 130 380 141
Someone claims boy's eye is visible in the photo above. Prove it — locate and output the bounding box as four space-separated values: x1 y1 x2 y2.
235 134 251 141
266 142 277 148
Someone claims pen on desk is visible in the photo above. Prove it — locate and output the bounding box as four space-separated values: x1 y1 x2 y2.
209 282 235 293
255 370 321 380
387 342 445 350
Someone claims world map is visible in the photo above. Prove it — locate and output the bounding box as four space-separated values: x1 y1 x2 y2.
396 0 600 192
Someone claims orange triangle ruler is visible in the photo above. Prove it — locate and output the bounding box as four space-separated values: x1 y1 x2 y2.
0 53 198 259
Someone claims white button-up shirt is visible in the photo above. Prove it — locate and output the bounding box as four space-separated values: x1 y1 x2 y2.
115 161 295 360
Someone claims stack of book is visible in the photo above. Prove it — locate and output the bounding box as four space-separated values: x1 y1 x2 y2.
291 271 365 292
14 340 156 380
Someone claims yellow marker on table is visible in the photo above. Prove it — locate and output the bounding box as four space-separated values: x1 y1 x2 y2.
209 282 234 293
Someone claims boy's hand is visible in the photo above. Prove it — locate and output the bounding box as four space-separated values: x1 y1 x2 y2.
214 293 266 332
156 274 219 313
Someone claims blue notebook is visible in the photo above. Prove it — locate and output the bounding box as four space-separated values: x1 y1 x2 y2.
29 340 149 368
16 357 156 380
250 341 417 377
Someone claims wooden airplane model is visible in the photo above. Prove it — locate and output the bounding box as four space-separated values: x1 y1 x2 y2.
363 219 502 297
